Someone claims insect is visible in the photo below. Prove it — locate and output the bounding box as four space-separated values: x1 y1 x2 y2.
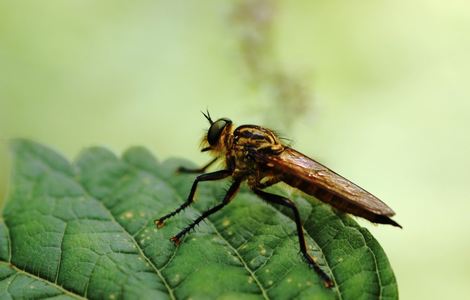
155 111 401 288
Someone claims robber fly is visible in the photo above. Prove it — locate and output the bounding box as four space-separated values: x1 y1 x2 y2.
155 111 401 288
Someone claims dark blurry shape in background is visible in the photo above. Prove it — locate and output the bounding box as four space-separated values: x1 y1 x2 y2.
230 0 311 130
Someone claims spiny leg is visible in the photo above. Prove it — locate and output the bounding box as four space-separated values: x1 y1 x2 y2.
252 188 334 288
171 179 241 245
177 157 218 174
155 169 231 228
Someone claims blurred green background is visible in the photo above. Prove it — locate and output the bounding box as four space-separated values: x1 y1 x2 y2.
1 1 469 299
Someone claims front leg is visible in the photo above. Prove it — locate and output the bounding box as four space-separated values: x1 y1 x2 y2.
178 157 218 174
171 179 241 245
155 169 231 228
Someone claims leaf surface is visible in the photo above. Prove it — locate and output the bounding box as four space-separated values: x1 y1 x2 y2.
0 140 398 299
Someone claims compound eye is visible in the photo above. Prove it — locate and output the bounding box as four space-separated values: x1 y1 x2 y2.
207 118 231 145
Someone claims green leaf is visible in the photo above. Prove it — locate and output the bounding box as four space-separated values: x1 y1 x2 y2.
0 140 398 299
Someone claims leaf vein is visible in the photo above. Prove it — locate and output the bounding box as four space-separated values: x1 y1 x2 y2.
5 220 12 263
82 192 177 300
0 261 85 299
54 222 67 284
132 166 271 300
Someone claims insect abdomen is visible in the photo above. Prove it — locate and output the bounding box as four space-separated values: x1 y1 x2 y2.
282 175 401 227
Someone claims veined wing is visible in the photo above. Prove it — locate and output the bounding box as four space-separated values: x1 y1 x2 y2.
260 147 396 217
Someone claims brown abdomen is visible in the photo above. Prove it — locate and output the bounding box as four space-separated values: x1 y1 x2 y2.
282 175 401 227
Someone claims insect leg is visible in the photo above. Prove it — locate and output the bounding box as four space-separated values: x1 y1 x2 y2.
177 157 218 174
155 169 231 228
252 188 334 288
255 176 280 189
170 179 241 245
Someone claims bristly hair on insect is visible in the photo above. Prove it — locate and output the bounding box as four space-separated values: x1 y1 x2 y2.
202 109 213 125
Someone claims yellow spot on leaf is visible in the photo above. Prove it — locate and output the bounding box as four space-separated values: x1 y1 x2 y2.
123 211 133 219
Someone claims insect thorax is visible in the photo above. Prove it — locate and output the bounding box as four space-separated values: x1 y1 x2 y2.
229 125 284 173
233 125 283 151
